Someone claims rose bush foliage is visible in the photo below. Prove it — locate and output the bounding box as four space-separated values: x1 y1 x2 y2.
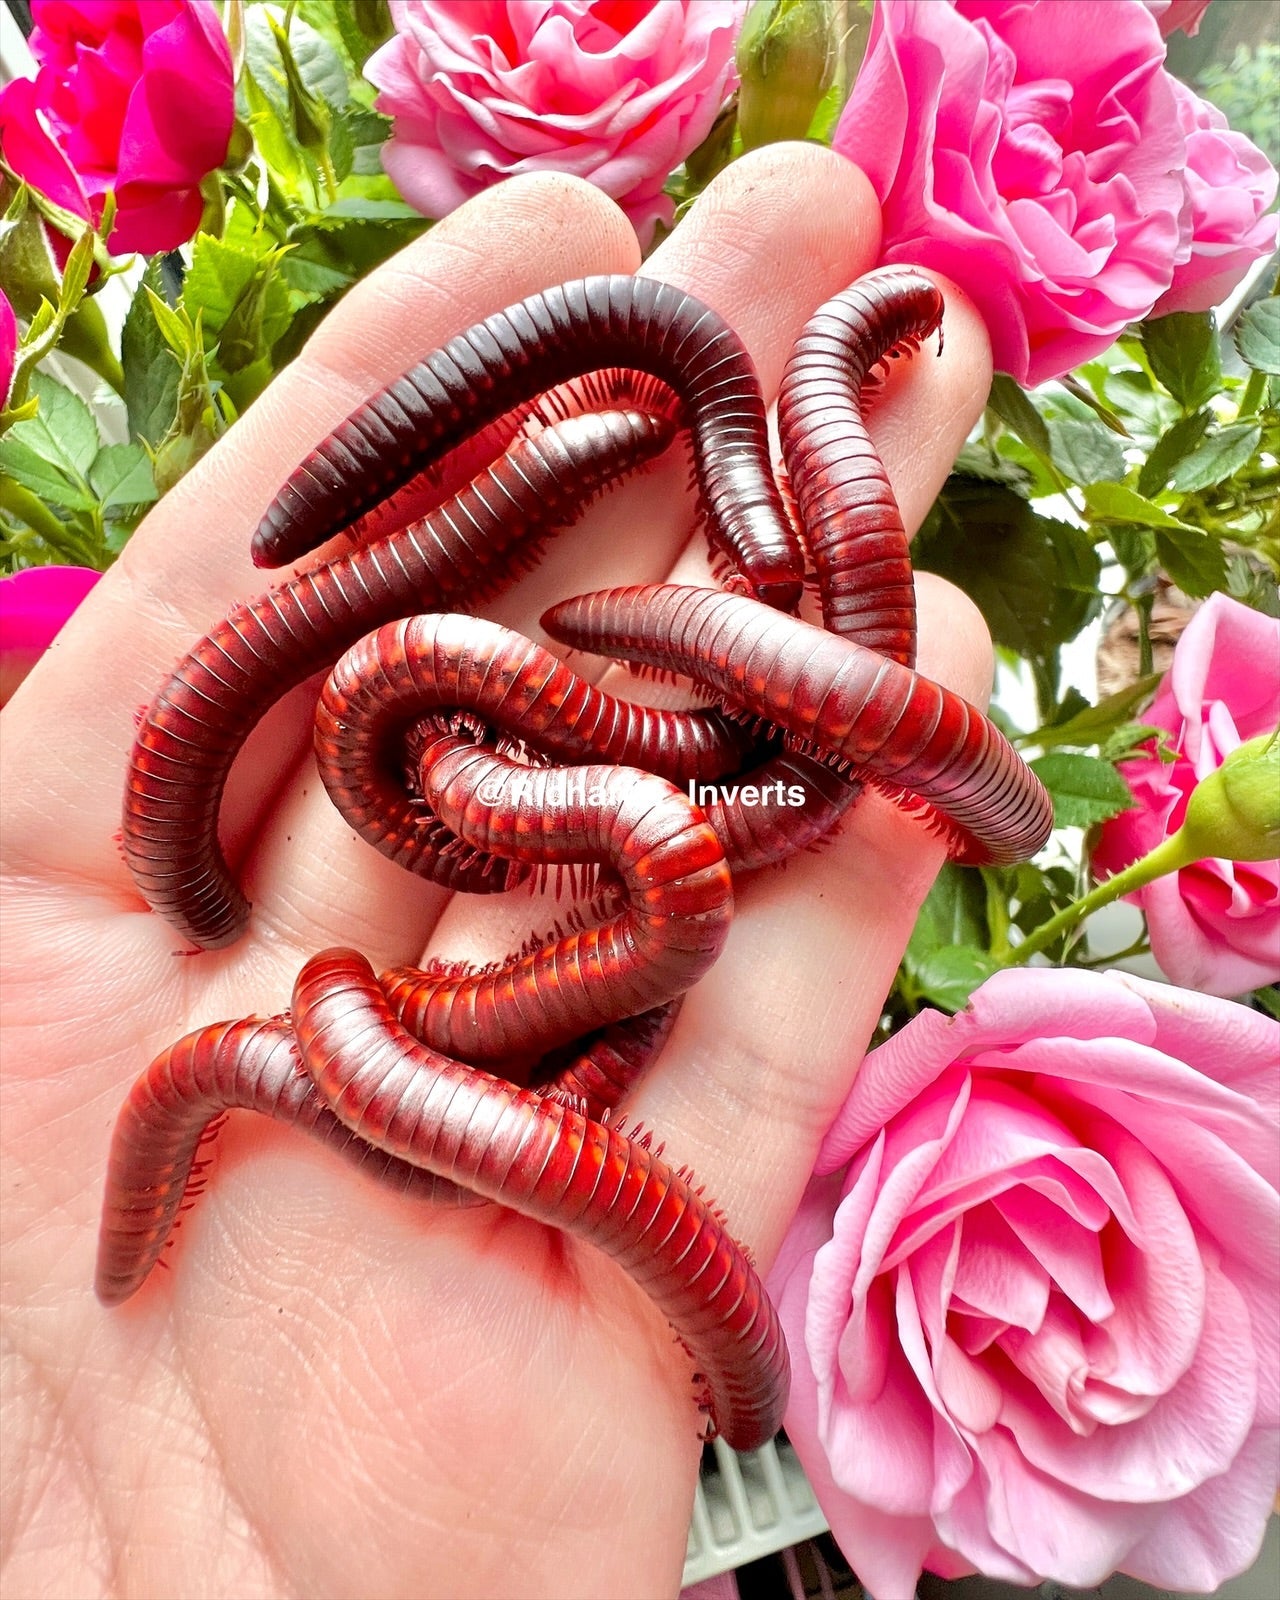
770 967 1280 1597
0 0 233 257
365 0 744 246
832 0 1277 384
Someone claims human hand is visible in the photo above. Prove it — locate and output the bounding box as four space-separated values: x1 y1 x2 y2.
0 144 993 1599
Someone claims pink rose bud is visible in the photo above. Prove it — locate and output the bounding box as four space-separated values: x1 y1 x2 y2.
1180 734 1280 864
735 0 836 150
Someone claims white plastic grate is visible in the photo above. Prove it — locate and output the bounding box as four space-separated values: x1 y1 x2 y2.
683 1434 830 1588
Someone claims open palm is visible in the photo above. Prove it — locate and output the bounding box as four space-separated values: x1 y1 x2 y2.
1 146 994 1599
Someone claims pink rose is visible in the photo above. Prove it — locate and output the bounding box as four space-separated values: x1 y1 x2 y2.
1146 0 1213 35
0 0 233 257
1155 78 1279 316
1093 595 1280 997
0 290 15 408
769 968 1280 1597
0 565 100 707
365 1 744 247
832 1 1275 385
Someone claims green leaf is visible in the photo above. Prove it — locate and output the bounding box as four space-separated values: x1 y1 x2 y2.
1099 722 1165 763
313 196 423 223
88 443 157 509
1167 422 1263 493
1154 526 1229 598
57 228 95 319
906 863 990 963
915 479 1095 658
184 232 266 333
185 233 292 372
1047 416 1126 484
243 66 307 193
988 373 1051 458
1051 372 1132 437
1084 481 1202 533
121 265 180 448
279 250 352 301
908 946 1003 1013
1141 311 1221 411
1028 674 1164 750
1137 409 1212 496
1044 516 1103 643
1234 297 1280 375
1029 752 1133 828
1253 985 1280 1020
1106 525 1157 585
1225 554 1280 618
950 442 1033 490
0 437 95 510
145 288 198 360
7 371 99 480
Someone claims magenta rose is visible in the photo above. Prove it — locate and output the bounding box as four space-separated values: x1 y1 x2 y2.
1155 78 1279 316
832 1 1275 385
0 0 233 257
769 968 1280 1597
0 564 100 706
364 0 744 247
1092 595 1280 997
0 289 16 409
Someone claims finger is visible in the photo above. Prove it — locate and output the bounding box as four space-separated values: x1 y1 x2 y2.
0 174 641 899
628 289 996 1265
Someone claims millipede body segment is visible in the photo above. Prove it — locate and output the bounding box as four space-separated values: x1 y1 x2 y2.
102 269 1051 1455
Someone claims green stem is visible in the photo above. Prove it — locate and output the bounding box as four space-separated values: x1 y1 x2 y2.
0 479 84 554
1001 833 1197 968
1238 367 1268 419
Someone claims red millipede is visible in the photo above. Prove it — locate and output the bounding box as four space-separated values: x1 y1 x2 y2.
778 268 944 670
680 268 947 869
253 275 806 611
319 709 735 1062
541 585 1054 866
122 410 680 950
291 948 789 1452
95 1000 680 1307
312 611 756 894
100 267 1054 1460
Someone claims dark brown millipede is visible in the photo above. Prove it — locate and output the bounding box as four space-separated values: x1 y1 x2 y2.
253 274 807 612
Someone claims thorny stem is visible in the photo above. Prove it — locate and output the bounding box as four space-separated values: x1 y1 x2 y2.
1002 833 1198 967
